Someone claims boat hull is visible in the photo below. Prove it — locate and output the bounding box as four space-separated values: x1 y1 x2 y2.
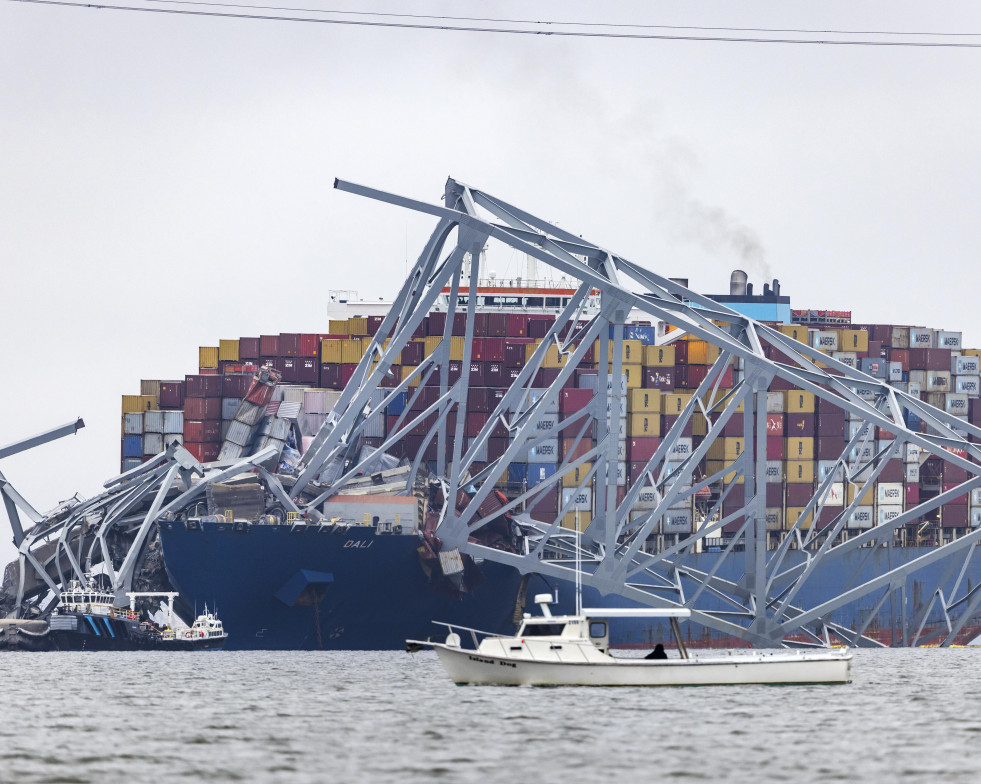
159 521 524 650
431 645 852 686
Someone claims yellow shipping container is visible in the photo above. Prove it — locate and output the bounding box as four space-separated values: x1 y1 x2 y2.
785 507 813 530
198 346 219 369
785 390 815 413
628 413 661 438
403 365 420 386
121 394 157 414
348 317 369 336
663 393 694 416
705 459 743 484
424 336 443 358
777 324 808 343
341 338 365 364
628 388 662 413
219 339 240 362
609 364 643 389
839 329 869 353
786 460 815 483
692 413 708 437
536 343 571 369
847 483 876 505
643 345 676 367
561 463 594 487
321 338 343 364
685 339 721 365
449 336 466 362
561 511 592 531
706 437 745 462
961 348 981 358
140 380 161 398
784 436 814 460
329 319 349 335
594 339 644 364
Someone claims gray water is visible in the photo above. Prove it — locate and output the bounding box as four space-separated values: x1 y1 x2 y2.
1 649 979 783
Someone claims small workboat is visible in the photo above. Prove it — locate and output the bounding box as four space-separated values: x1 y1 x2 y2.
408 594 852 686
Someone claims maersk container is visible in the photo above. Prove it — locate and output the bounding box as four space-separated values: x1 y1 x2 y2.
811 330 839 351
832 351 857 368
527 463 558 488
926 371 951 392
935 330 963 350
877 483 904 505
663 508 693 534
527 440 560 463
909 328 933 347
877 505 904 526
956 375 981 396
946 393 970 415
954 355 981 375
848 506 874 529
971 508 981 528
561 488 592 512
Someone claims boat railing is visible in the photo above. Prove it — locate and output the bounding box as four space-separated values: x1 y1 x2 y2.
431 621 509 650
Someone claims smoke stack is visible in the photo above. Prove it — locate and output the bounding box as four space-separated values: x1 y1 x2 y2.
763 282 771 297
729 269 748 296
747 282 753 296
772 279 781 297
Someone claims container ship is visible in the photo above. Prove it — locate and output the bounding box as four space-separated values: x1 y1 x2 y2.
102 270 981 649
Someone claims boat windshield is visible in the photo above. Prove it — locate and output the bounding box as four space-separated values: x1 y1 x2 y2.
521 623 565 636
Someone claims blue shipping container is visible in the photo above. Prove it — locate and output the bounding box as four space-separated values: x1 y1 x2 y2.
507 463 528 487
122 435 143 458
386 391 408 416
527 463 559 488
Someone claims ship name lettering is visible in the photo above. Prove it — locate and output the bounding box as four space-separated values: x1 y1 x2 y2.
343 539 373 549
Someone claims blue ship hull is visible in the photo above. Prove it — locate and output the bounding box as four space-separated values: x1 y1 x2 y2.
158 521 524 650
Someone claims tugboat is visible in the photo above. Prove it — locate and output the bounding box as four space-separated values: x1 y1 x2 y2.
34 579 229 651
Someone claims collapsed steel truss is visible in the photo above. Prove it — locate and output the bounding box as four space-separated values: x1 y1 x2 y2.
291 177 981 647
4 176 981 647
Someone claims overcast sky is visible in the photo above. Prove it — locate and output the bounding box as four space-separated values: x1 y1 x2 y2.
1 1 980 570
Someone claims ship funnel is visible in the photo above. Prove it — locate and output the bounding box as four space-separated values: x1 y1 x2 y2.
763 282 771 296
730 269 748 296
772 279 781 297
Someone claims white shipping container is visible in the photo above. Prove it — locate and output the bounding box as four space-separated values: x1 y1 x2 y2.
616 461 627 487
945 393 970 415
909 328 933 347
893 382 910 394
765 460 782 483
971 487 981 507
764 508 782 531
605 374 628 396
604 415 628 440
218 443 245 461
877 482 904 505
877 504 904 526
634 487 660 509
904 463 920 483
226 419 253 447
849 442 877 463
667 437 694 460
812 330 839 351
971 508 981 528
663 508 693 533
123 413 143 435
281 386 306 404
143 432 163 455
534 412 559 434
766 392 785 413
616 439 628 461
144 411 165 434
163 434 183 446
163 411 183 433
221 397 242 421
832 351 857 369
605 396 628 419
303 389 328 414
562 488 593 512
363 413 384 438
935 330 963 350
908 381 922 397
527 439 560 463
848 421 874 439
954 355 981 375
926 371 951 392
888 362 904 382
817 482 845 506
908 370 927 387
269 418 291 440
848 506 875 529
956 375 981 397
817 460 841 482
221 420 232 441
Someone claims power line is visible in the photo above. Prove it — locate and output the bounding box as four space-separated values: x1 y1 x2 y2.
9 0 981 47
139 0 981 39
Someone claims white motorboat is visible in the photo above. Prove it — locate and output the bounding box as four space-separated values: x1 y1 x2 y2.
408 594 852 686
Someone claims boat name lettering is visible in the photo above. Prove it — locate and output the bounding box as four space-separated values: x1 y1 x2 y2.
343 539 374 549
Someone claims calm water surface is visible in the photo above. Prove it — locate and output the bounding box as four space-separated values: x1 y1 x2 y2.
1 648 979 783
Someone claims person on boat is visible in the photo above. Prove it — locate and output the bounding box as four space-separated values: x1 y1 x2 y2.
645 643 668 660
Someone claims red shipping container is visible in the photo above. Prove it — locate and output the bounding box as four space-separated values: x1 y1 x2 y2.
816 437 846 460
221 374 253 398
298 357 320 384
908 348 951 371
481 338 506 362
260 356 284 373
486 362 506 387
184 420 221 443
888 348 910 368
709 413 743 437
485 313 506 337
942 504 969 528
198 368 219 376
527 316 556 339
944 463 970 483
535 368 569 388
766 413 784 436
814 507 842 530
320 363 342 389
488 437 509 461
662 415 694 438
297 334 319 357
185 374 222 398
878 460 903 482
504 339 533 368
184 397 221 420
427 312 446 336
159 381 185 410
816 413 846 437
560 388 593 415
400 341 425 365
468 362 486 386
644 368 675 390
766 436 783 460
942 482 970 504
239 337 261 360
507 313 528 337
786 482 814 506
465 412 489 437
675 364 709 389
561 437 593 462
527 487 559 521
279 333 300 356
766 484 782 506
341 364 358 385
259 335 279 356
675 342 690 365
628 437 660 462
471 313 489 337
468 387 491 413
905 483 920 506
380 364 402 388
184 442 221 463
280 357 299 383
367 316 385 336
785 413 816 436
